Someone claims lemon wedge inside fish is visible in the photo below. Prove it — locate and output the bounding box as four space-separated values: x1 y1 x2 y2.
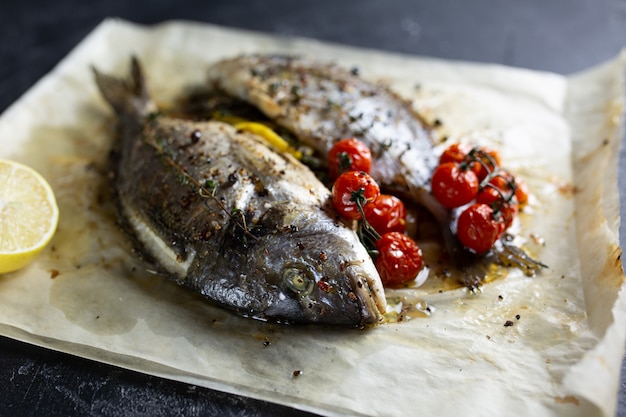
0 159 59 274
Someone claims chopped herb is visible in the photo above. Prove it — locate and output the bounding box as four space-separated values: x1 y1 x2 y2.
338 151 353 175
290 85 301 101
348 112 364 123
268 82 280 95
203 179 217 195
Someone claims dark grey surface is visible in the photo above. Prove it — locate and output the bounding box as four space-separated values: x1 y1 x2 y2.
1 1 626 416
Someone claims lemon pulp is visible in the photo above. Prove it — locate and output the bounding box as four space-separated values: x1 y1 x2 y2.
0 159 59 274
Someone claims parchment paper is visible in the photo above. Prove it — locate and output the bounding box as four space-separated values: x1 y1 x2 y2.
0 19 624 417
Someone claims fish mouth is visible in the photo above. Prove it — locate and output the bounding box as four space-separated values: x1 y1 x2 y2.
343 259 387 325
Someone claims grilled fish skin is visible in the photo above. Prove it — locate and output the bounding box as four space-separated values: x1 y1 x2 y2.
93 58 386 326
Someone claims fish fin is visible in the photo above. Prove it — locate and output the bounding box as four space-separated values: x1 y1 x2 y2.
93 56 156 117
493 235 548 277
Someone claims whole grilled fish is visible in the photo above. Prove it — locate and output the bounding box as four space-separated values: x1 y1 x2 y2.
206 54 545 287
206 54 446 217
93 58 386 326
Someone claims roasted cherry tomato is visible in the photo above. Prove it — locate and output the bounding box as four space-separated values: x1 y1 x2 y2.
439 143 501 181
332 171 380 220
328 138 372 179
363 194 407 235
470 146 502 181
439 143 473 165
374 232 424 286
488 170 515 193
476 186 501 206
431 162 479 209
513 176 529 206
478 188 518 228
486 169 528 205
456 203 505 253
497 202 519 230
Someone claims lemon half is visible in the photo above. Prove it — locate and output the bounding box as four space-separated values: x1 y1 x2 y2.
0 159 59 274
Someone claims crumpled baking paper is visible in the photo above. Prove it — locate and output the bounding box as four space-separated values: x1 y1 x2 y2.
0 19 624 417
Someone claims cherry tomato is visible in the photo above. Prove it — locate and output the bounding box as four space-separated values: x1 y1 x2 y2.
488 171 514 192
328 138 372 179
374 232 424 286
486 170 527 205
332 171 380 220
476 186 501 206
477 184 520 230
456 203 505 253
439 143 472 165
431 162 479 209
497 202 519 230
514 176 529 206
439 144 501 181
363 194 407 235
470 146 502 181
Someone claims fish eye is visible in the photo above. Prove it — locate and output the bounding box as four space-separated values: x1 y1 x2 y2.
282 263 315 296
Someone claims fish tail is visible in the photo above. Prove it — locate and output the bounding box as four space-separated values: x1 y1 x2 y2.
93 56 156 117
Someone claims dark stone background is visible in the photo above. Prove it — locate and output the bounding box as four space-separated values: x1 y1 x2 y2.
1 1 626 416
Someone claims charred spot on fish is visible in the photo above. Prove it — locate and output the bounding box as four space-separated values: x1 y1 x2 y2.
282 264 315 296
268 82 280 96
147 111 161 122
250 68 273 82
290 85 302 103
298 72 308 87
180 190 199 209
226 172 239 186
324 99 337 113
193 226 213 241
251 175 269 196
190 130 202 144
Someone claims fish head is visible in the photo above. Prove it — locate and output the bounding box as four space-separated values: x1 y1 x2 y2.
244 203 386 326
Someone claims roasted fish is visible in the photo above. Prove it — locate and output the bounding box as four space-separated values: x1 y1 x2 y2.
206 54 444 218
93 58 386 326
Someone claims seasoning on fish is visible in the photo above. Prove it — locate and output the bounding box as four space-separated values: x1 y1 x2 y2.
93 58 386 326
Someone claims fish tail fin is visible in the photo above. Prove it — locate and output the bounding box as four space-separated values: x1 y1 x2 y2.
93 56 156 117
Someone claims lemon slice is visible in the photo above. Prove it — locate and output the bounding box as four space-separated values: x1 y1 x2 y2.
0 159 59 274
233 121 303 160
